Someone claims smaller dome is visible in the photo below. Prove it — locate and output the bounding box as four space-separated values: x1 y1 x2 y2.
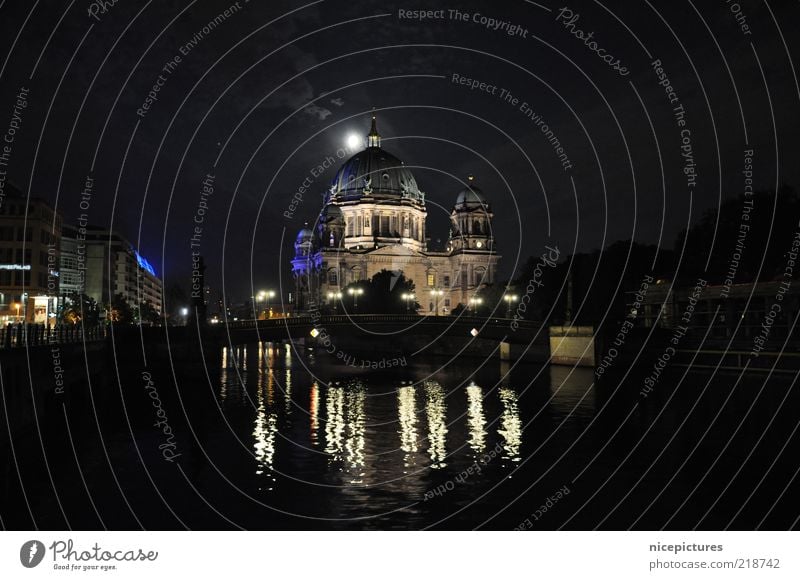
296 224 314 243
455 176 488 208
320 203 344 223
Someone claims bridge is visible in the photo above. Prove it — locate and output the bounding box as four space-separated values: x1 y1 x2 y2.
217 314 542 344
0 315 595 368
0 314 543 349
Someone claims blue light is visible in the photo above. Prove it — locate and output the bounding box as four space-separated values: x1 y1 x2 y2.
135 250 156 276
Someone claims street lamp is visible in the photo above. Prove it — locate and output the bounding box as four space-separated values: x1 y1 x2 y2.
257 290 277 318
256 291 266 319
401 292 416 313
265 290 276 318
327 291 343 313
469 296 483 315
347 287 364 311
503 293 519 318
429 289 443 316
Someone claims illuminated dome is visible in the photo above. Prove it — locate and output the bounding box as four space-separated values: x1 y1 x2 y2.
329 116 423 202
319 201 343 223
455 176 488 209
295 225 314 243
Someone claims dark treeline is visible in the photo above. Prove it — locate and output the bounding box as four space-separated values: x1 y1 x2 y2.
482 186 799 326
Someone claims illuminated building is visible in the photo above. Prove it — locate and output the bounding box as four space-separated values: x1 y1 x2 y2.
71 227 163 315
291 116 499 314
0 188 61 324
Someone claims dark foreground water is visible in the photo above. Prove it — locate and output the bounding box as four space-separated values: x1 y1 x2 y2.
2 343 799 530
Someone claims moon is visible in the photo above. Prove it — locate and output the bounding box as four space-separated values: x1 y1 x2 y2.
346 133 361 150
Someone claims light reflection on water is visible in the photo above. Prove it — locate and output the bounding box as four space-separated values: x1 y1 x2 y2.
424 380 449 469
252 381 278 490
309 382 320 446
397 385 418 469
498 387 522 461
217 342 548 508
466 382 487 455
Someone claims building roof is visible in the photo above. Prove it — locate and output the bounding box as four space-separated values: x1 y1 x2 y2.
328 116 423 202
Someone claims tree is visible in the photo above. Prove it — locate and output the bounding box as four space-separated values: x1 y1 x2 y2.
341 269 418 314
136 300 161 326
676 185 799 283
164 283 189 324
108 294 134 324
59 293 101 326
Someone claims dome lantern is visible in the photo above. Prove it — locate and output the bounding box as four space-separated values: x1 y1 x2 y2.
328 118 424 202
367 114 381 148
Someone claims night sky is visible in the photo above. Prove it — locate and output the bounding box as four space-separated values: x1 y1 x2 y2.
1 0 798 304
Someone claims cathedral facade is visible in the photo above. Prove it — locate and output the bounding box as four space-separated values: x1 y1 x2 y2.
291 116 499 316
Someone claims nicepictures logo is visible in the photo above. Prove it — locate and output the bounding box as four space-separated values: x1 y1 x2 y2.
20 540 46 568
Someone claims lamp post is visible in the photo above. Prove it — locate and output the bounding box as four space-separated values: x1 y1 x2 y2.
429 289 443 316
266 290 276 318
401 292 416 313
327 291 343 313
503 293 519 318
256 291 266 319
347 287 364 311
469 296 483 315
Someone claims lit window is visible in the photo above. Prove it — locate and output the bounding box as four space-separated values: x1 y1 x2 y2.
427 273 435 287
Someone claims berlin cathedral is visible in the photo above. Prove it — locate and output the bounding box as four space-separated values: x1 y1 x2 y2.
291 116 499 316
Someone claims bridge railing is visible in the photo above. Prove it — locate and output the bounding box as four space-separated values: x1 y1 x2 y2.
223 314 541 330
0 323 108 349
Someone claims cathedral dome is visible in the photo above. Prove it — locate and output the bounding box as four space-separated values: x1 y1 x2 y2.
329 116 423 202
295 225 314 243
319 202 343 223
455 176 488 209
